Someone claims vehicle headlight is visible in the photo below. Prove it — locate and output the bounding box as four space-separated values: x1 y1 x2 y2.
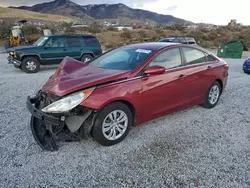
10 52 13 55
41 87 95 113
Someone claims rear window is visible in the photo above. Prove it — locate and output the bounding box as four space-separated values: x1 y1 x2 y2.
206 54 216 61
84 37 100 46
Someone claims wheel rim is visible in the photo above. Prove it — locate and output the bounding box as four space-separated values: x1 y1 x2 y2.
26 61 36 71
102 110 128 141
84 57 91 62
209 85 220 105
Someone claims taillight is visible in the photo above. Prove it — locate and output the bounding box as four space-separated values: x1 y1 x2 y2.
223 63 229 70
101 45 103 53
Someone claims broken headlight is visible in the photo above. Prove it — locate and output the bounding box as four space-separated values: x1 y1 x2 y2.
42 87 95 113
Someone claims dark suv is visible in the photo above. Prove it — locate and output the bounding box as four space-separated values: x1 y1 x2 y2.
158 37 197 45
7 34 102 73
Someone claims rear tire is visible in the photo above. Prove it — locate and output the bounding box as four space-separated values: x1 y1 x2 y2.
22 57 40 73
92 102 133 146
81 54 93 63
202 81 221 109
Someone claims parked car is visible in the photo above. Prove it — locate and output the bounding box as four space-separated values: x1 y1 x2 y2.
243 56 250 74
158 37 197 45
26 42 229 151
7 34 102 73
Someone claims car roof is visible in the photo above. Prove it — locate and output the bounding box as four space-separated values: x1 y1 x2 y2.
120 42 216 56
122 42 180 50
49 34 95 38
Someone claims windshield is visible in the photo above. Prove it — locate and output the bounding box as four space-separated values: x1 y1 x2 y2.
33 36 49 46
89 47 154 70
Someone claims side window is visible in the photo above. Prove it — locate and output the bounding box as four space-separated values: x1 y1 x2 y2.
66 36 81 47
149 48 182 69
178 38 188 44
84 37 100 46
45 37 65 48
182 47 206 65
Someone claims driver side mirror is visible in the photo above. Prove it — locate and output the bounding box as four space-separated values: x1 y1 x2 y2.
44 43 50 49
144 65 166 75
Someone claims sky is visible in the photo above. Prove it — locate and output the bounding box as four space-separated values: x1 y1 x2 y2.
0 0 248 25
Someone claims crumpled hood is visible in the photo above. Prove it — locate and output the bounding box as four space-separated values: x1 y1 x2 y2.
42 57 130 96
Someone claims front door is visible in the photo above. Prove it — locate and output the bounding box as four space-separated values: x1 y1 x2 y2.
40 36 66 64
141 47 187 120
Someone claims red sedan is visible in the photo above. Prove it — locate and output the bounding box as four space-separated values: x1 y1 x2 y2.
26 42 229 151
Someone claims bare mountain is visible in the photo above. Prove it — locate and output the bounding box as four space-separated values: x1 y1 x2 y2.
10 0 91 19
0 6 77 22
10 0 190 24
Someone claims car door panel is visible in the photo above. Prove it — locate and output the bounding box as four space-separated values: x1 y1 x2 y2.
180 47 214 105
39 36 66 64
141 47 187 119
64 36 82 60
141 68 189 120
82 37 102 56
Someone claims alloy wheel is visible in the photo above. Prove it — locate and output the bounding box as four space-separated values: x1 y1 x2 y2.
209 85 220 105
102 110 128 141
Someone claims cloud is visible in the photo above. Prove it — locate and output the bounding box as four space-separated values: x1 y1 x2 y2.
1 0 250 25
163 5 178 11
0 0 52 7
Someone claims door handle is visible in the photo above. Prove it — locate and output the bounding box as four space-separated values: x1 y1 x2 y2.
207 66 212 70
178 74 185 79
63 49 67 51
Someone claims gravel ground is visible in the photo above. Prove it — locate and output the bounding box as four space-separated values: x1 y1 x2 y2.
0 53 249 188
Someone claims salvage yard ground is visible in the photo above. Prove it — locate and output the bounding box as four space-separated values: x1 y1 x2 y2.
0 52 249 188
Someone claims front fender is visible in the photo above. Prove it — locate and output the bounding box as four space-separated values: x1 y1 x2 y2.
80 78 144 124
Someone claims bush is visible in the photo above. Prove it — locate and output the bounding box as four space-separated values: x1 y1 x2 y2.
64 26 76 34
88 21 101 33
120 29 132 39
155 29 164 36
172 24 185 32
106 26 118 32
22 25 40 35
0 25 11 39
138 30 147 38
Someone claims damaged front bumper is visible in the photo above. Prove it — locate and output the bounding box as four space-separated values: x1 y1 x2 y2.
26 94 96 151
7 55 22 66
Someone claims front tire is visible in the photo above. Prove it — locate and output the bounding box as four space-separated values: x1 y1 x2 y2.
92 102 133 146
22 57 40 73
202 81 221 109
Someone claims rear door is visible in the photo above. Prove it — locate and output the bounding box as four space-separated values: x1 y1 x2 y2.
179 47 217 104
39 36 66 64
64 36 83 61
82 36 102 57
141 47 188 120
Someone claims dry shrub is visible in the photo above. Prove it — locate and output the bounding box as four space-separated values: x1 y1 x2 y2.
106 26 118 32
0 25 11 39
120 29 132 39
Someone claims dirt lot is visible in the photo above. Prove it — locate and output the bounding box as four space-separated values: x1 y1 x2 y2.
0 52 249 188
